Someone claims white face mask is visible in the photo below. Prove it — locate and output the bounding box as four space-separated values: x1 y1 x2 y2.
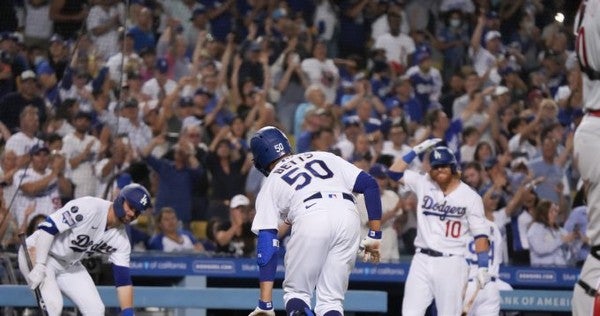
450 19 461 28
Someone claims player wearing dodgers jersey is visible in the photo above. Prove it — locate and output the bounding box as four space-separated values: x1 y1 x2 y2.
573 1 600 314
387 143 490 316
18 184 152 316
247 126 383 316
463 219 503 316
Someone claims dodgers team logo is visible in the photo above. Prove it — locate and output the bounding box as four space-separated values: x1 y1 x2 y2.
140 195 148 206
274 142 284 153
433 150 442 159
421 195 467 220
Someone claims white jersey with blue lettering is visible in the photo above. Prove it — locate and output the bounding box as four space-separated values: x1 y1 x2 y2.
12 168 62 227
251 151 361 232
32 196 131 267
465 219 502 277
403 169 488 255
251 151 364 315
463 219 503 316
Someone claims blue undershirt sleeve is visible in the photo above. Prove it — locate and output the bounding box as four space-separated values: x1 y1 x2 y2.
112 265 132 287
353 171 383 221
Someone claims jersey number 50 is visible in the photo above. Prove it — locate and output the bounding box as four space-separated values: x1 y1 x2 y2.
282 160 333 190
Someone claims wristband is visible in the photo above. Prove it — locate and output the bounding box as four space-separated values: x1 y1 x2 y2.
368 230 382 239
402 150 417 164
258 300 273 310
477 251 490 268
387 170 404 181
121 307 134 316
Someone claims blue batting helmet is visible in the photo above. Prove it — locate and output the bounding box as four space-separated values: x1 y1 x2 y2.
250 126 292 176
113 183 152 219
429 146 458 172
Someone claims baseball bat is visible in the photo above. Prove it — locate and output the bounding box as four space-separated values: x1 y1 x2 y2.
19 233 49 316
460 284 480 316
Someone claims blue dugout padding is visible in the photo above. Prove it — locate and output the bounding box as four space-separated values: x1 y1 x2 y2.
130 253 580 288
500 290 572 312
0 285 388 312
0 286 574 312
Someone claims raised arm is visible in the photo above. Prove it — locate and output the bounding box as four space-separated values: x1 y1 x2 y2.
388 138 442 178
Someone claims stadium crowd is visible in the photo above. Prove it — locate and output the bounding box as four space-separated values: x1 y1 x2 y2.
0 0 589 269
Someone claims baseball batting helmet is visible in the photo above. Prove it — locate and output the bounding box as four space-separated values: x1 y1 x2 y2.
114 183 152 219
251 126 292 176
429 146 458 172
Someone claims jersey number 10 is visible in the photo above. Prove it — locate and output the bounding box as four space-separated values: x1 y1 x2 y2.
445 220 461 238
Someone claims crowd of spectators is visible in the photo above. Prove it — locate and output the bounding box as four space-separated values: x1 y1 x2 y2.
0 0 589 268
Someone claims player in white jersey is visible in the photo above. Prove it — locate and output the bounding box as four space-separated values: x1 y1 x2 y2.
463 219 502 316
387 143 490 316
573 1 600 314
247 126 383 316
18 183 152 316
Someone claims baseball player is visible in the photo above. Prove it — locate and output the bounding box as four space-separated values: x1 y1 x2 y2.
463 219 502 316
572 0 600 316
247 126 383 316
573 1 600 314
18 183 152 316
387 143 490 316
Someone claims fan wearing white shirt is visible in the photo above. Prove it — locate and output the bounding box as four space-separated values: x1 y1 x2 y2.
62 111 101 198
374 7 416 72
4 105 42 168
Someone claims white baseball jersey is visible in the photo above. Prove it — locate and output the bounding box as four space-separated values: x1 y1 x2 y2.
12 168 62 226
569 2 600 315
575 0 600 112
31 196 131 267
463 219 503 316
465 219 503 277
403 170 488 255
251 151 364 315
252 151 361 232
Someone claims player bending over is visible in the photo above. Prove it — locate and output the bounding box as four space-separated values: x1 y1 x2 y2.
247 126 383 316
18 183 152 316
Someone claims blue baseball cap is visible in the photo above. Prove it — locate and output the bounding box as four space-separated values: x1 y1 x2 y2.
487 11 499 19
369 163 388 179
179 96 194 107
29 143 50 155
0 32 15 42
36 61 55 76
194 87 213 98
343 116 361 127
49 34 64 44
415 51 431 64
155 57 169 73
190 6 207 20
272 8 288 21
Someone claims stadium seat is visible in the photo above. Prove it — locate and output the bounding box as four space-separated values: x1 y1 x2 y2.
190 220 208 240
